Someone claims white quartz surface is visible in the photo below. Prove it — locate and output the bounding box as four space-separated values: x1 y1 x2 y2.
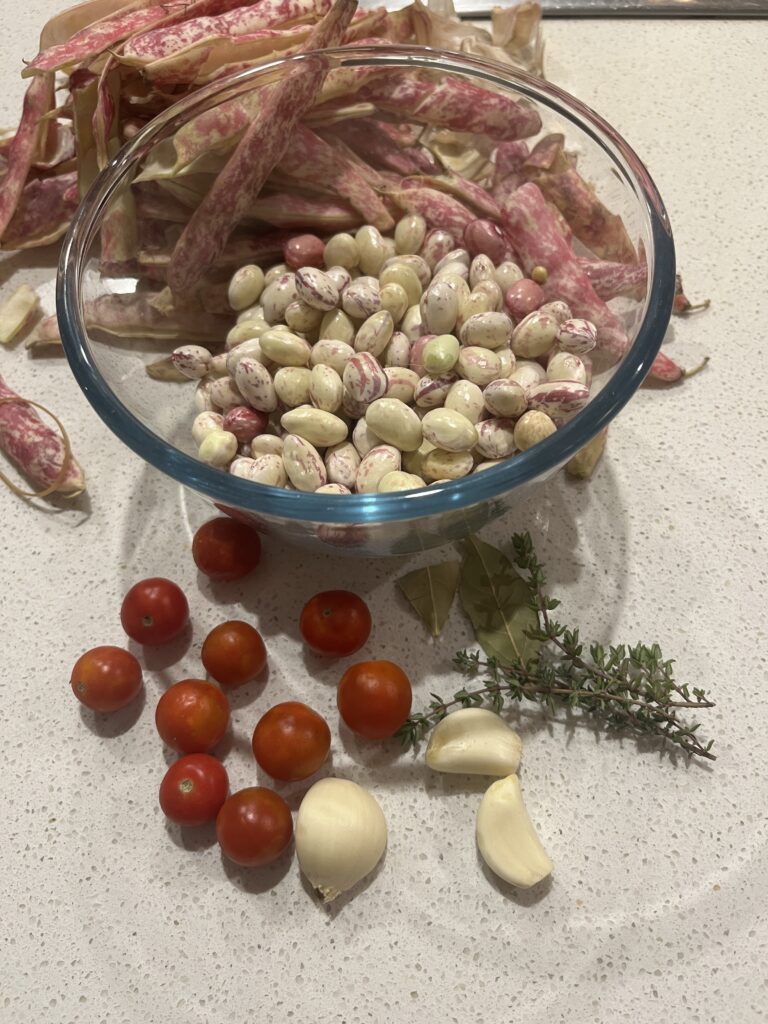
1 10 767 1024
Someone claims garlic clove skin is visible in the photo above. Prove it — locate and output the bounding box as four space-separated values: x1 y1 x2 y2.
295 778 387 903
476 774 553 889
425 708 522 776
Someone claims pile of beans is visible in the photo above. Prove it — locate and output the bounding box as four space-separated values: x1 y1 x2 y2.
171 216 598 495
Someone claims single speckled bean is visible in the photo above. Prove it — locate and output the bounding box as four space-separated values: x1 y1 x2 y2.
285 299 323 333
539 300 573 325
324 233 359 270
547 351 587 384
295 267 339 311
342 278 381 319
315 483 352 495
236 302 264 323
457 290 494 329
460 311 513 350
475 417 517 459
434 248 470 273
284 234 324 270
422 408 478 452
414 372 456 409
434 272 471 308
198 429 238 467
251 434 284 457
483 379 527 419
274 367 312 408
259 328 312 367
409 335 432 378
343 351 388 406
422 448 474 481
194 379 215 412
444 379 485 423
264 262 289 285
557 318 598 355
192 410 224 445
325 440 361 488
496 348 515 378
434 260 469 283
226 338 273 376
208 352 228 378
505 278 545 319
310 338 355 376
383 331 411 368
463 219 508 264
379 262 422 307
403 438 436 477
226 320 271 349
354 309 394 357
325 265 352 293
228 265 265 310
473 459 505 473
395 214 427 255
351 418 382 458
222 405 268 443
261 273 298 323
283 434 327 491
469 254 496 288
171 345 211 380
384 366 420 403
527 380 590 416
280 405 348 447
355 444 401 493
208 375 245 411
514 410 557 450
472 278 504 311
510 310 560 359
342 389 369 420
494 261 524 291
378 470 426 493
400 304 424 343
386 253 431 289
379 282 409 324
457 346 502 387
509 359 547 393
422 334 460 374
365 398 423 452
356 225 387 275
421 280 459 335
230 453 287 487
234 357 277 412
319 308 356 345
420 229 455 269
309 363 343 413
381 236 397 262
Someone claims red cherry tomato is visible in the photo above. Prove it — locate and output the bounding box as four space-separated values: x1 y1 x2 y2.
252 702 331 782
155 679 230 753
201 620 267 687
192 517 262 582
159 754 229 827
299 590 372 657
216 787 293 867
337 660 412 739
70 646 143 712
120 577 189 645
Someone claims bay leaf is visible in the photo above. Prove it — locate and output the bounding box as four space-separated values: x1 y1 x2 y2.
459 535 540 665
145 356 187 382
396 560 461 637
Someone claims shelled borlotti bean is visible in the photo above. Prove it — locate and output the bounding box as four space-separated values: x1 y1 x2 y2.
171 217 598 495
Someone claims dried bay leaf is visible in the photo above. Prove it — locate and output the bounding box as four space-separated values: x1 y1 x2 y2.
396 560 461 637
459 536 540 665
145 356 187 381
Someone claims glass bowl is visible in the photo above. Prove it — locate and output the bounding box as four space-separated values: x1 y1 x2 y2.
57 44 675 556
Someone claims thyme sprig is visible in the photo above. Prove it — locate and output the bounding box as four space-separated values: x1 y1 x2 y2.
397 532 715 760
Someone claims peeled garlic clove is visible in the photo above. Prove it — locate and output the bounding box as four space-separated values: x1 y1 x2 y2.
425 708 522 776
476 774 553 889
295 778 387 903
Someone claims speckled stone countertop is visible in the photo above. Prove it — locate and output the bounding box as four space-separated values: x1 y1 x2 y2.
1 9 766 1024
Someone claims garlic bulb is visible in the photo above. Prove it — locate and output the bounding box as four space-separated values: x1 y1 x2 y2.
476 774 553 889
425 708 522 776
295 778 387 902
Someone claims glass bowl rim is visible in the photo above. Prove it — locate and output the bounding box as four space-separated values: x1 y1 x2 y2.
57 43 675 526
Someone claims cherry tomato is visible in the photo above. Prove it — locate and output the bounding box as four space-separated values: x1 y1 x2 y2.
159 754 229 827
70 646 143 712
337 660 412 739
192 517 262 582
155 679 230 753
201 620 267 687
299 590 372 657
120 577 189 646
216 787 293 867
252 701 331 782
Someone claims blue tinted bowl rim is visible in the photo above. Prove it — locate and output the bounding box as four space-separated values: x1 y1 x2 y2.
57 44 675 526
